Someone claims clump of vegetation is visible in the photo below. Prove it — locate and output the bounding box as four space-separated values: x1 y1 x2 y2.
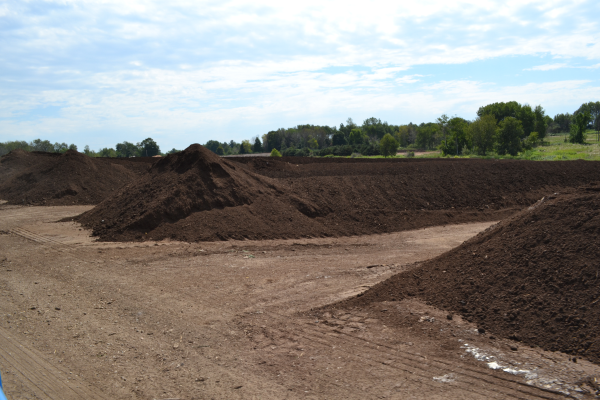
270 148 282 157
350 152 362 158
406 151 415 158
380 133 399 157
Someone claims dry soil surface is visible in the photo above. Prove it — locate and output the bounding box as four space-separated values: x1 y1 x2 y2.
1 205 598 399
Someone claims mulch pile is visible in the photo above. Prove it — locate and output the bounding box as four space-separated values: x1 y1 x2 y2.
343 186 600 364
76 146 600 242
0 150 154 206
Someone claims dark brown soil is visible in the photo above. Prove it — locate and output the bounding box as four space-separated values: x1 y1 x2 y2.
342 186 600 364
77 145 600 243
0 150 154 206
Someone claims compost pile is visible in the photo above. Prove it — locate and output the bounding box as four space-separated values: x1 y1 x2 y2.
79 146 600 242
346 187 600 364
0 150 151 206
76 144 331 241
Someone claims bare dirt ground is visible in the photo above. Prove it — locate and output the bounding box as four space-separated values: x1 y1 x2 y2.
1 205 599 399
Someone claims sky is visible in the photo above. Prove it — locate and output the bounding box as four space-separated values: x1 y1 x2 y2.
1 0 599 151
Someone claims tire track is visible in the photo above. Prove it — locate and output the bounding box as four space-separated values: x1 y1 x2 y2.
0 327 108 400
255 310 572 400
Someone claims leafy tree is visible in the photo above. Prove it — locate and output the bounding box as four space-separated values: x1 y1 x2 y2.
83 145 91 155
252 137 263 153
138 138 160 156
496 117 523 156
415 123 438 149
553 113 573 133
331 131 347 146
477 101 521 121
239 140 252 154
98 147 117 157
166 148 180 154
469 114 496 156
69 144 78 152
569 112 592 144
533 105 547 142
436 114 450 149
0 140 30 156
216 146 224 155
270 148 282 157
265 130 283 151
204 140 221 153
395 125 410 147
439 117 469 156
518 105 535 136
306 137 319 149
115 141 138 157
348 128 364 145
576 102 600 141
53 142 69 153
30 139 54 152
379 133 399 157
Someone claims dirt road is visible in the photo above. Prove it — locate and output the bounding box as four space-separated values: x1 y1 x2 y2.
1 205 597 399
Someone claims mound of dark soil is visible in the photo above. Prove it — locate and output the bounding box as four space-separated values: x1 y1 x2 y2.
79 147 600 242
76 144 333 241
344 187 600 364
0 150 150 206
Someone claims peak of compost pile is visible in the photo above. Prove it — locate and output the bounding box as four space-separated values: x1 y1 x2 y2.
76 144 330 241
0 149 145 205
345 187 600 364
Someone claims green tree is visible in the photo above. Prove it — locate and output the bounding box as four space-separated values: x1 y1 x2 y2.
469 114 496 156
216 146 224 155
306 137 319 149
533 105 547 142
98 147 117 157
138 138 160 156
518 105 535 136
204 140 221 153
477 101 521 121
270 148 282 157
415 123 438 149
115 141 139 157
30 139 54 152
553 113 573 133
83 145 91 155
347 128 364 145
53 142 69 153
395 125 411 147
439 117 469 156
252 137 263 153
331 131 347 146
436 114 450 149
379 133 399 157
496 117 523 156
569 112 592 144
239 140 252 154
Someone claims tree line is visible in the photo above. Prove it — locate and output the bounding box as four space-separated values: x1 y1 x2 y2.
1 101 598 158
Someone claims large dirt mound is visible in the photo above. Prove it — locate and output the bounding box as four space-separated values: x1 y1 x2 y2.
344 187 600 364
0 150 149 205
79 150 600 242
76 144 332 241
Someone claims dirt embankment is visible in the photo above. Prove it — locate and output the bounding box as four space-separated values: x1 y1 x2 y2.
78 144 600 242
342 186 600 364
0 150 155 206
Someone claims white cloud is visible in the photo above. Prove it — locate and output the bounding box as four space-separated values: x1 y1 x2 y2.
525 63 569 71
1 0 600 149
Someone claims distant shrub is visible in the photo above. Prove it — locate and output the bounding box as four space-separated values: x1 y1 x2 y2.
350 152 362 158
323 154 334 158
270 149 282 157
406 151 415 158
